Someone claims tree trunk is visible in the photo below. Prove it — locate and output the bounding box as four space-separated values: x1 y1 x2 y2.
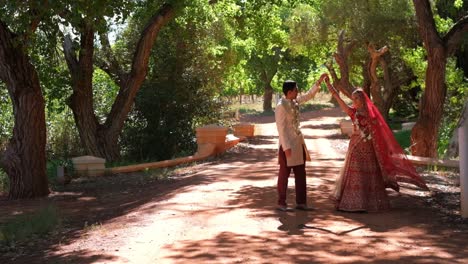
411 0 468 157
362 60 371 96
263 83 273 112
367 44 401 120
0 21 48 199
64 23 121 161
411 0 446 157
367 44 388 118
410 49 447 157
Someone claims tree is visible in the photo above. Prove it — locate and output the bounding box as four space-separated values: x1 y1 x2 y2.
62 2 176 161
120 0 235 161
436 0 468 77
366 43 403 120
325 30 356 99
0 9 49 198
239 1 289 112
410 0 468 157
283 0 421 118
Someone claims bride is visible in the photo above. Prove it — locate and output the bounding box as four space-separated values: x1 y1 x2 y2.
324 76 428 212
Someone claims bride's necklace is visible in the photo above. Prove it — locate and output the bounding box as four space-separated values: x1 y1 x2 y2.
353 109 372 141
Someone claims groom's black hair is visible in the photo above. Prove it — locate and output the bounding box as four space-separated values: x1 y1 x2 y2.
282 80 297 95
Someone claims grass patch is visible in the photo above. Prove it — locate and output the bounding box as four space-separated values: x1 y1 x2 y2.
236 107 274 117
0 205 61 247
300 102 335 112
388 122 402 130
393 129 411 151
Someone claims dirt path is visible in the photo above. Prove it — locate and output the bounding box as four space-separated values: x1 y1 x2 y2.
2 107 468 263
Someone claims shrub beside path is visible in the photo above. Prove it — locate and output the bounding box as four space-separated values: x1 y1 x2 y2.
2 107 467 263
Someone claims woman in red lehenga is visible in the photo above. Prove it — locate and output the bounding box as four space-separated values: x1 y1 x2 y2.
324 76 428 212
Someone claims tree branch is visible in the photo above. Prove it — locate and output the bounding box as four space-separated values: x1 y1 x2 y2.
97 32 124 85
62 34 79 77
444 14 468 56
367 43 388 87
413 0 443 49
129 4 175 79
22 4 46 43
332 30 354 99
324 60 338 83
106 3 175 129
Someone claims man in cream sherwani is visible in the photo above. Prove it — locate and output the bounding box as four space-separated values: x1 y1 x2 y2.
275 74 327 211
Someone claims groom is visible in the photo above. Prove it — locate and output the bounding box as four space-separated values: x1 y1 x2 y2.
275 74 327 211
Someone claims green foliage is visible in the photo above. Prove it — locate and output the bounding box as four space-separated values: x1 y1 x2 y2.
436 0 468 20
46 108 83 160
121 81 223 162
401 47 427 91
438 58 468 157
2 0 466 168
393 129 412 151
287 0 423 111
389 46 427 119
0 83 13 147
434 14 455 34
93 69 120 122
0 205 61 247
286 3 333 57
119 3 226 162
322 0 417 46
276 51 317 93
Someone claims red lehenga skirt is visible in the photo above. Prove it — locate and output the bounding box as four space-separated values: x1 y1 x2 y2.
332 134 390 212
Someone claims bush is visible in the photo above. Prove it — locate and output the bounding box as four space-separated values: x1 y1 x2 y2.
120 80 223 162
46 108 84 161
437 59 468 157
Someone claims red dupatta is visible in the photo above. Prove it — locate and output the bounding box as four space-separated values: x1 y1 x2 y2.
360 91 429 191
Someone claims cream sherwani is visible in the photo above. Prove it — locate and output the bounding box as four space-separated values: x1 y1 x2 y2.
275 84 320 166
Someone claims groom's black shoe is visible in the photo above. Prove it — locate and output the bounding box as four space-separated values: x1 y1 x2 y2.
277 205 294 212
295 204 315 211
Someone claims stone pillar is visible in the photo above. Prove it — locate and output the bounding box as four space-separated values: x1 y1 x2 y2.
196 125 228 155
459 101 468 218
72 156 106 177
233 123 255 138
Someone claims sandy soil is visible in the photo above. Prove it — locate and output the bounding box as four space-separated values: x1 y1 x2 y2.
0 107 467 264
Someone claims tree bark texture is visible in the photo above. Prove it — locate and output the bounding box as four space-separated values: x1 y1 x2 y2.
366 44 400 120
64 4 175 162
411 0 468 157
326 30 356 100
0 21 49 199
362 60 371 96
263 82 273 112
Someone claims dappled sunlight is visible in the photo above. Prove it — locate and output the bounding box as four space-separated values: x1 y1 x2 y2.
2 106 467 263
160 225 467 264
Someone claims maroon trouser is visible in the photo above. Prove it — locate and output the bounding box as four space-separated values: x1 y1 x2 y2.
277 146 307 206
